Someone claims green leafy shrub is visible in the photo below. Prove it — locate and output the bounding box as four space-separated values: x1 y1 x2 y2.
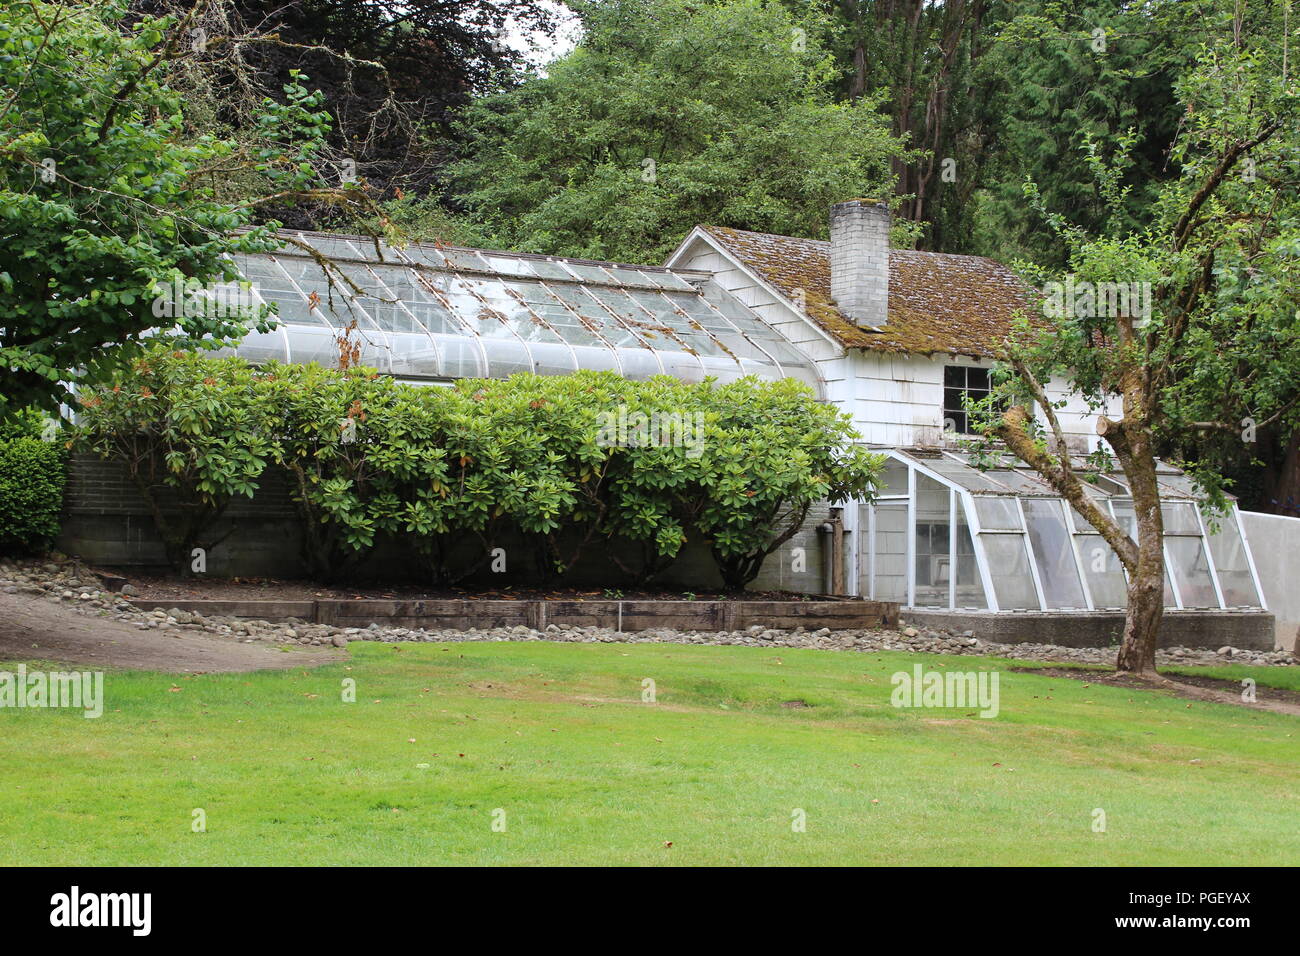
76 349 882 588
0 407 52 441
75 346 278 572
0 435 66 554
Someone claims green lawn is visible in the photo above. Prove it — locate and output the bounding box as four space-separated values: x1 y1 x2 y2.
1 641 1296 865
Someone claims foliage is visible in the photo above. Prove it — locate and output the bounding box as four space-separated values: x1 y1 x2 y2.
0 0 364 413
74 347 279 572
450 0 912 263
151 0 561 210
0 434 65 554
0 406 55 442
75 350 879 587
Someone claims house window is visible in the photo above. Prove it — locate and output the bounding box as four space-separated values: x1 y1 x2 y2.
943 365 991 435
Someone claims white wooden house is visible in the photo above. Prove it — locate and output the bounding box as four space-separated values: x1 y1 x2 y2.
665 201 1268 626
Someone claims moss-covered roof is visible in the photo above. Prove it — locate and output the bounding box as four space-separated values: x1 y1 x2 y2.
704 226 1031 358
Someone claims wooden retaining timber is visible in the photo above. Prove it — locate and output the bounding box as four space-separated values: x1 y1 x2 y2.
126 598 899 632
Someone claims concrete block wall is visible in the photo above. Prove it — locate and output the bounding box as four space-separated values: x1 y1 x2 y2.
58 454 837 594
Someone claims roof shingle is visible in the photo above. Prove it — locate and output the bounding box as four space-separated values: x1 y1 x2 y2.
703 226 1031 358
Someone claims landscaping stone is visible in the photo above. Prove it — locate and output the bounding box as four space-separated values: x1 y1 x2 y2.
0 557 1295 669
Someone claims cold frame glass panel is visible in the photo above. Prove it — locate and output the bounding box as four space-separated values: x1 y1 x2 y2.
624 290 731 359
441 248 493 272
980 534 1040 610
1161 501 1201 535
1112 498 1178 606
398 271 474 337
913 474 951 609
1075 534 1128 609
522 258 580 282
282 233 365 260
281 324 351 368
954 497 986 608
549 283 646 347
1205 512 1262 607
1167 536 1220 608
973 496 1022 530
1023 499 1087 609
279 257 381 331
877 457 910 497
614 347 666 380
430 334 485 378
561 261 617 284
636 269 695 292
383 330 442 378
871 502 908 603
480 335 533 377
333 262 418 334
925 456 1012 493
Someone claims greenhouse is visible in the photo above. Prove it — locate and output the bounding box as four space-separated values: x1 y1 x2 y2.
207 231 823 393
858 448 1267 613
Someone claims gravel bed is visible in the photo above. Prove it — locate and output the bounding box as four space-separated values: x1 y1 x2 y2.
2 558 1293 668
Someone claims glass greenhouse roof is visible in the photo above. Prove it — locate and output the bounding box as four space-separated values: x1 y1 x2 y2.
218 231 822 393
861 448 1265 613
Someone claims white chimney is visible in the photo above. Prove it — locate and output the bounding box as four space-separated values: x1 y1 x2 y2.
829 199 890 328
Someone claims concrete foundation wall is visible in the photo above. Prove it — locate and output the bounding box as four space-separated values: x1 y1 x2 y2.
903 609 1275 651
1238 511 1300 652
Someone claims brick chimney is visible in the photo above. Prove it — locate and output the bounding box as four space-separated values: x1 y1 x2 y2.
829 199 890 328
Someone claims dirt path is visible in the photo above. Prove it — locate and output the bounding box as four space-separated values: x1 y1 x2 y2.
1014 666 1300 717
0 592 344 673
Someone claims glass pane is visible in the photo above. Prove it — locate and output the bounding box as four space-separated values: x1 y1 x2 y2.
231 328 288 364
1023 499 1087 609
913 475 951 609
877 458 910 496
1075 534 1127 608
974 496 1022 530
954 499 986 609
1205 512 1262 606
1162 502 1200 535
871 502 908 603
235 256 326 326
980 534 1040 610
1112 499 1178 605
925 456 1010 492
281 325 345 367
1167 536 1220 608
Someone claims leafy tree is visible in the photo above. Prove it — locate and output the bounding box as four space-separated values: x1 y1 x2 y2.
819 0 1008 252
451 0 912 263
0 1 365 413
966 0 1216 265
976 30 1300 673
189 0 560 208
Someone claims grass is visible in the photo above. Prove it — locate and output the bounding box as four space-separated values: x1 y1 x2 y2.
1 641 1296 865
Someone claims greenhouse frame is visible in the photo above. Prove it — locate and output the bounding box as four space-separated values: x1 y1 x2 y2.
210 231 823 394
858 448 1267 613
